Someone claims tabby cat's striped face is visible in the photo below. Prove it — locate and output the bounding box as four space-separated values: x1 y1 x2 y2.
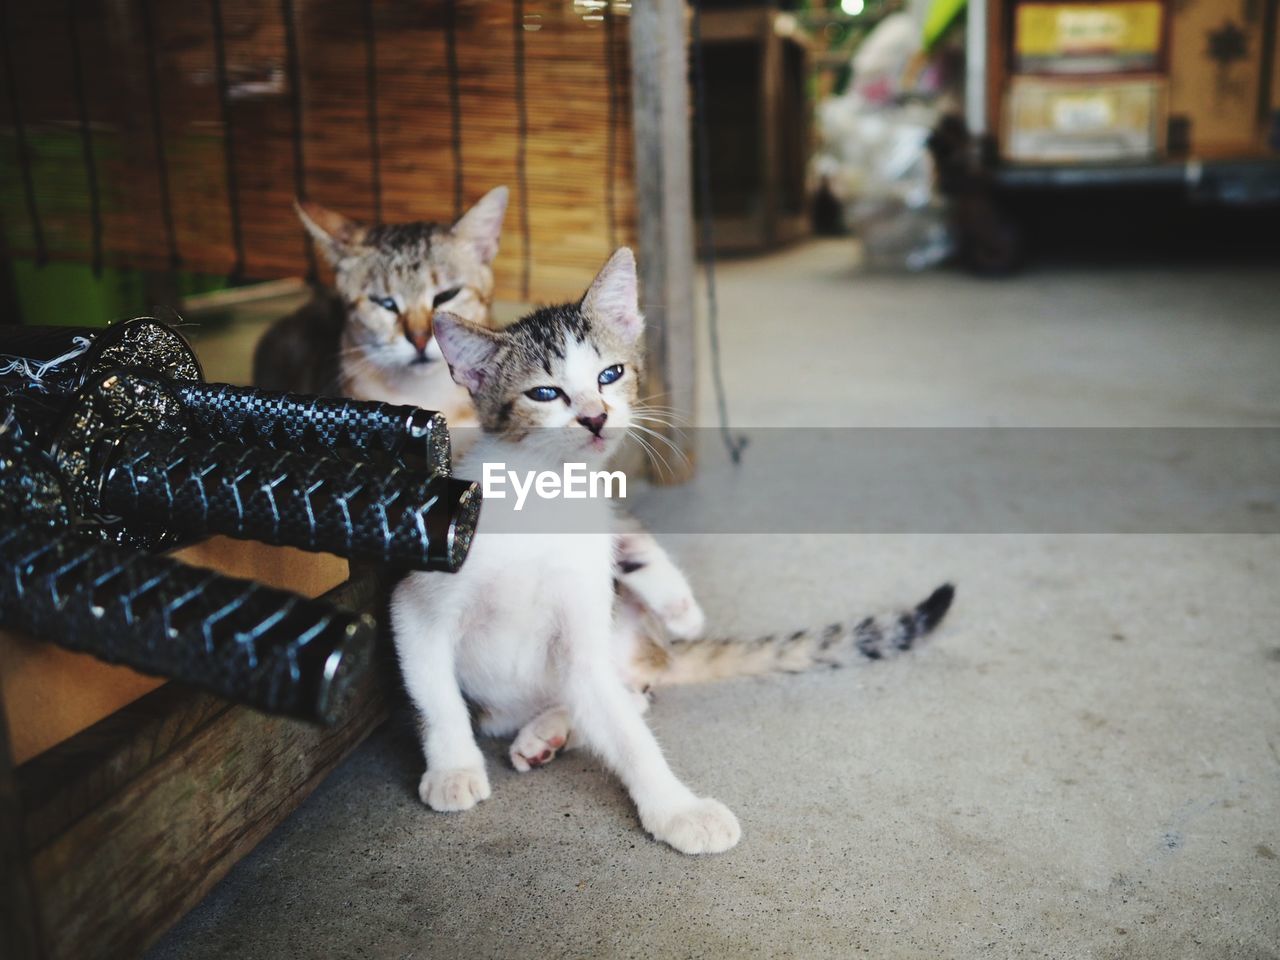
297 187 508 378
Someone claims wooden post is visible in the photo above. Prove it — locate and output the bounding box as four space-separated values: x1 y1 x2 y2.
760 9 781 246
630 0 697 484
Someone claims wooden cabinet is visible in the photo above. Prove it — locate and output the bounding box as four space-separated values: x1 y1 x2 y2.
697 8 813 252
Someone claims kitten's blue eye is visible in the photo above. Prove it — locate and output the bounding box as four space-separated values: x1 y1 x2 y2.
372 296 399 313
598 364 624 386
525 386 562 403
433 287 462 308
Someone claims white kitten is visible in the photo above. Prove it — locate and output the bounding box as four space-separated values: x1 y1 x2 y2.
391 249 740 854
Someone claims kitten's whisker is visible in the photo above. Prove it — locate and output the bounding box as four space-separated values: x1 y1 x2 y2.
629 421 687 451
630 412 683 432
631 421 685 445
632 399 686 414
630 415 686 434
631 406 686 424
633 406 682 417
628 423 690 469
632 436 689 476
633 396 682 412
624 426 664 467
627 429 674 479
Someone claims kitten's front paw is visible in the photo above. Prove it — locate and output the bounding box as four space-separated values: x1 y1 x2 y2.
419 766 491 812
661 595 706 641
643 797 741 855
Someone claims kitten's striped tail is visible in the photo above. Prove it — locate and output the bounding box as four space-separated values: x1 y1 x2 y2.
655 583 955 686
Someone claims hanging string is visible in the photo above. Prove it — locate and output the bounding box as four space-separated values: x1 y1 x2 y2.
280 0 317 283
0 0 45 266
66 0 104 277
361 0 382 222
512 0 531 300
209 0 245 280
602 2 618 251
691 0 746 465
138 0 180 270
444 0 464 219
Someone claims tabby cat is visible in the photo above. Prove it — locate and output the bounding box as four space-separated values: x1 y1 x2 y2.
252 186 508 424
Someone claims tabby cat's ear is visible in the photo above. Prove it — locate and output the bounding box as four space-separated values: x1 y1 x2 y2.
452 186 509 265
433 312 502 394
581 247 642 343
295 199 367 263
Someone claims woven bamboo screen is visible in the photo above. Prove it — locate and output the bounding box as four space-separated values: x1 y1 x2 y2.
0 0 636 303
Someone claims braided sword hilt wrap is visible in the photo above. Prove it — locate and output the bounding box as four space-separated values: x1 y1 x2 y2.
3 320 455 474
96 430 480 571
41 369 479 569
1 404 375 725
0 522 374 724
173 381 451 476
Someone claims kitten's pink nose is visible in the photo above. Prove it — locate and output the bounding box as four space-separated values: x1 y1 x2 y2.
577 412 607 437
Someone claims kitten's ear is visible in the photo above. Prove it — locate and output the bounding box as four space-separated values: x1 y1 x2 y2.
581 247 642 343
433 312 502 394
295 199 367 263
452 186 508 264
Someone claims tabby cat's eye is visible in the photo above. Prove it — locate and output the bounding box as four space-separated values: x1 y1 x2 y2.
598 364 624 386
433 287 462 308
525 386 562 403
372 296 399 313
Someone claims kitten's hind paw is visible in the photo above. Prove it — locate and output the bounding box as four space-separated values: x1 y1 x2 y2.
419 766 491 812
510 708 571 772
643 797 741 855
661 595 706 641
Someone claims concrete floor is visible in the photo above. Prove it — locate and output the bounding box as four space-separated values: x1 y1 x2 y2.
151 242 1280 959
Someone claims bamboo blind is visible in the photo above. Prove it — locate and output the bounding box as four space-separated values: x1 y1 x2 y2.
0 0 636 303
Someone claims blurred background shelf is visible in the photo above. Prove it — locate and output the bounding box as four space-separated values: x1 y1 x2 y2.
992 156 1280 203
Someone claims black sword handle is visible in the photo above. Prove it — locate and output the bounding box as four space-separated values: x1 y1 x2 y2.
171 380 451 476
0 521 374 725
95 431 480 572
27 368 473 559
2 322 454 475
1 406 373 725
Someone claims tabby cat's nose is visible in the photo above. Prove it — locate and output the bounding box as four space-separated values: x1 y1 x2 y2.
577 412 607 436
405 328 430 355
